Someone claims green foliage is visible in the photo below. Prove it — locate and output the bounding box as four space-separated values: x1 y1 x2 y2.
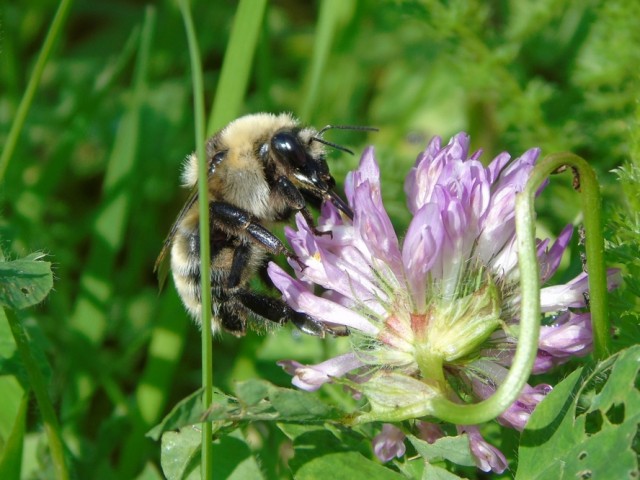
517 345 640 478
0 253 52 310
1 0 639 478
0 393 27 480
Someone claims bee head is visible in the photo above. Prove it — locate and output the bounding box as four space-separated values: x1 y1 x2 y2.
270 130 353 219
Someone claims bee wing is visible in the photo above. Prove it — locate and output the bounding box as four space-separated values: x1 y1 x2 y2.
154 156 221 291
154 187 199 291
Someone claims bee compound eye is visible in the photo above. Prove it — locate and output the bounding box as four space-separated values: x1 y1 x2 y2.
272 132 306 167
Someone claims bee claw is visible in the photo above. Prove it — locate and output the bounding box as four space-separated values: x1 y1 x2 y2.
288 253 307 271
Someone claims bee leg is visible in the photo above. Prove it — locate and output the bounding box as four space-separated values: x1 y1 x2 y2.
300 207 332 237
234 289 327 337
275 177 331 237
210 202 305 269
218 300 247 336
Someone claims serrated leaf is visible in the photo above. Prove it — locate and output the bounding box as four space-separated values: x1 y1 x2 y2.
295 452 405 480
407 434 475 467
517 345 640 479
0 254 53 310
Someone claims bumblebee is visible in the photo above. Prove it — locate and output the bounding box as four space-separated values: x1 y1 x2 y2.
155 113 368 336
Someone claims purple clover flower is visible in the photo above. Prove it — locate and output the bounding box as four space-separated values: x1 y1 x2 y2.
372 424 406 463
268 133 620 472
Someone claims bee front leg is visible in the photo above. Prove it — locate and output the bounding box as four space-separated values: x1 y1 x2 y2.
275 176 331 237
234 289 327 337
210 201 306 270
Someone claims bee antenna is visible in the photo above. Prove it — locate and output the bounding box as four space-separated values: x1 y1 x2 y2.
310 137 354 155
311 124 378 155
316 124 379 136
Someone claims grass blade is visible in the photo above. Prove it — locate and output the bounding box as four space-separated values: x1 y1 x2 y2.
207 0 267 134
0 0 73 182
177 1 212 478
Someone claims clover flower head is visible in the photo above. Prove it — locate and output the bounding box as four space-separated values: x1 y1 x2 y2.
268 133 619 472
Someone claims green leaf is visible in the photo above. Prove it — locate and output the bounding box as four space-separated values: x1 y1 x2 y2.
407 434 475 467
269 385 338 421
422 463 465 480
149 381 343 440
0 376 24 441
147 388 209 441
211 431 264 480
134 461 165 480
295 452 404 480
289 425 383 476
277 423 326 441
234 379 270 406
0 254 52 310
0 391 28 480
160 427 264 480
517 345 640 479
160 426 201 480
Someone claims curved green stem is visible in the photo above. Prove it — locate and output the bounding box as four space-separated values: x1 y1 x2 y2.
430 151 608 424
532 153 609 359
178 2 213 478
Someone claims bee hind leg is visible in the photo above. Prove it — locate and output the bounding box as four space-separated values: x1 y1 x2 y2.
234 289 327 337
218 299 247 337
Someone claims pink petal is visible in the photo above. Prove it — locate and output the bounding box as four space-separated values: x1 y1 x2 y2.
278 353 364 391
267 263 379 335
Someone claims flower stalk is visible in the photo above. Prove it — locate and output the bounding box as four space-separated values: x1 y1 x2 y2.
527 153 609 359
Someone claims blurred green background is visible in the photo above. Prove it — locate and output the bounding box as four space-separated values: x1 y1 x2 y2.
1 0 638 478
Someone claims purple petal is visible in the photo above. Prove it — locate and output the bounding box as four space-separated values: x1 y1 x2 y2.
466 360 550 431
485 152 512 184
416 421 445 444
458 425 508 474
540 269 620 311
345 147 382 206
267 263 379 335
538 224 574 283
402 203 444 309
540 272 590 310
476 185 518 264
498 383 552 430
493 148 540 194
533 312 592 373
350 150 403 275
278 353 364 391
372 424 407 462
405 136 445 214
283 215 388 311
